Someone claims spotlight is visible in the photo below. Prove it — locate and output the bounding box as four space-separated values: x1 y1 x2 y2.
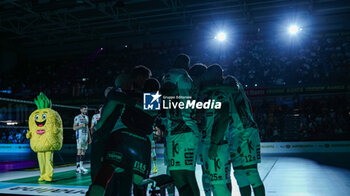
215 32 227 41
100 48 104 50
288 25 302 35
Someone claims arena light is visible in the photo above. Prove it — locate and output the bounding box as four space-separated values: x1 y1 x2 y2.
288 25 302 35
215 32 227 42
0 120 18 126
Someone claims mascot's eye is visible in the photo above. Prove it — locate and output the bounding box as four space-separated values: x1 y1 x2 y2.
42 114 47 120
35 114 39 120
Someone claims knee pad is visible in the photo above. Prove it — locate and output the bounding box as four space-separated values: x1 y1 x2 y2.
234 169 250 188
132 174 144 185
245 168 263 188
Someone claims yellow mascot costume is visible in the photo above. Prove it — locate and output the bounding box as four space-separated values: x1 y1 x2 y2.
26 92 63 182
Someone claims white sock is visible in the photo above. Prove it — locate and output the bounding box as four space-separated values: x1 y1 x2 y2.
80 161 83 168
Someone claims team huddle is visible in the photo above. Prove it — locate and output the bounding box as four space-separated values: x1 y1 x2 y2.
81 54 265 196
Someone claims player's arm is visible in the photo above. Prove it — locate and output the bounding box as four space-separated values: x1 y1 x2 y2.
73 117 84 131
208 101 230 159
90 124 95 135
94 101 122 132
93 92 125 142
178 75 199 136
90 116 96 135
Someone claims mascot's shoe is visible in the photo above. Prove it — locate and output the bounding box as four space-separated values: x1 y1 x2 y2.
38 177 45 182
44 176 52 182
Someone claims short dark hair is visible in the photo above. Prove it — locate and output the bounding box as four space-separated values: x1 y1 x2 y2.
174 53 190 70
189 63 207 77
80 105 88 109
144 78 160 93
207 64 223 79
115 73 131 87
223 75 238 86
132 65 152 78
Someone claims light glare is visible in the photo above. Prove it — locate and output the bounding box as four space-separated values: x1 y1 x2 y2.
288 25 302 35
215 32 227 41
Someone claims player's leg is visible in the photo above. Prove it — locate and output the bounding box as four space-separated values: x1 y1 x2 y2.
241 128 265 196
197 141 212 196
165 161 175 196
212 184 231 196
79 149 88 173
239 186 252 196
201 165 212 196
89 131 134 196
207 144 231 196
90 140 103 181
79 134 89 173
131 134 153 196
76 137 82 173
76 129 82 171
186 170 200 196
253 185 266 196
162 137 175 196
167 132 200 196
104 171 132 196
87 162 118 196
234 166 251 196
227 129 252 196
244 164 265 196
132 173 149 196
166 134 190 196
230 152 253 196
169 170 192 196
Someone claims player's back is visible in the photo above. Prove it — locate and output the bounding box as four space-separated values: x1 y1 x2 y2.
224 76 257 131
162 68 192 97
92 114 101 125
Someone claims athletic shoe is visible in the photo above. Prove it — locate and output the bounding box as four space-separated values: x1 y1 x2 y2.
152 165 158 174
76 167 82 174
80 166 88 174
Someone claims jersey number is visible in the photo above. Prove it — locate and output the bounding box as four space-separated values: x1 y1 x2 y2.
210 174 218 181
244 155 256 162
